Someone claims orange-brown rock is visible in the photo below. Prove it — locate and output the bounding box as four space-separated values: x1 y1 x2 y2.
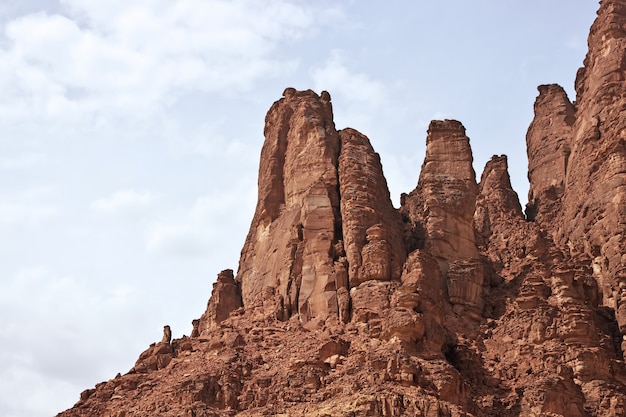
236 89 406 326
562 0 626 337
58 2 626 416
524 0 626 344
338 127 406 287
472 153 626 417
235 88 343 324
474 155 544 269
525 84 575 227
400 119 479 273
197 269 242 336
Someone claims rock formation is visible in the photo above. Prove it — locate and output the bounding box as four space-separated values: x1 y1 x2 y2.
58 1 626 416
556 0 626 344
525 84 575 228
400 120 479 271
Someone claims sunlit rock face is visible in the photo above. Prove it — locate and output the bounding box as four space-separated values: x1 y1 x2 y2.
235 89 405 326
197 269 242 336
58 3 626 416
400 119 479 274
338 127 406 289
525 83 575 228
525 0 626 346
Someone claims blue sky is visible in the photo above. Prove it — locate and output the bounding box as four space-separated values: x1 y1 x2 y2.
0 1 598 416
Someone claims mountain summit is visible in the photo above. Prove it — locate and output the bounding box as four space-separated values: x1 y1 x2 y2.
58 1 626 416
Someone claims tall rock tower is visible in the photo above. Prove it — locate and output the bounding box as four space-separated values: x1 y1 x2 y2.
526 0 626 343
236 88 405 325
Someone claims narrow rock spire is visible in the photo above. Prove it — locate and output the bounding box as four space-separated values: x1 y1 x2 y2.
400 119 479 273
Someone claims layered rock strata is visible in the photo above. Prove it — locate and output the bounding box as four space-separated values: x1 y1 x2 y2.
562 0 626 336
58 1 626 416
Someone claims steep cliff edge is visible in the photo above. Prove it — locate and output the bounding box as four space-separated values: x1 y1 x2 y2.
58 1 626 416
525 0 626 351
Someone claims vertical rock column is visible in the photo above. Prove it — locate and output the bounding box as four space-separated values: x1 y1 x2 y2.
236 89 343 323
400 120 482 315
236 89 410 325
400 120 479 272
525 84 575 229
197 269 243 336
555 0 626 334
474 155 538 265
338 128 406 287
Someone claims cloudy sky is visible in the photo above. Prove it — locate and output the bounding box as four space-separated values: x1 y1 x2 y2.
0 1 598 415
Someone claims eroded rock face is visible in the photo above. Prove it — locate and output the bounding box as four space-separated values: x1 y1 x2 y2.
236 90 406 326
524 0 626 341
338 128 406 287
236 88 343 324
400 120 479 273
563 0 626 334
474 155 541 268
525 84 575 227
58 3 626 416
197 269 242 336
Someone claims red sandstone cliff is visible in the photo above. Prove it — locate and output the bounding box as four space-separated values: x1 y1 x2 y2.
58 1 626 416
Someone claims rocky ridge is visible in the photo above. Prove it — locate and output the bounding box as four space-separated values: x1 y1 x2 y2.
58 1 626 416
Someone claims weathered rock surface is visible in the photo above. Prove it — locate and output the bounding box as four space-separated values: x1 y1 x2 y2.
58 2 626 416
524 0 626 347
525 84 575 228
338 127 406 288
235 88 342 325
564 0 626 338
197 269 243 336
400 119 479 273
235 89 406 327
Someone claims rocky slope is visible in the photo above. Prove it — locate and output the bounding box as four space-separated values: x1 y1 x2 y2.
58 1 626 416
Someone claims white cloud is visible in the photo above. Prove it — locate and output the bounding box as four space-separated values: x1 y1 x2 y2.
0 151 45 169
311 49 388 106
0 201 59 226
92 190 155 213
0 265 144 416
146 195 224 257
0 0 327 129
146 223 209 257
146 185 255 258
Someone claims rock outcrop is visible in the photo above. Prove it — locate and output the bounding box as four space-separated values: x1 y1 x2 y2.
197 269 243 336
338 128 405 288
524 0 626 348
58 2 626 416
235 89 405 326
235 88 342 324
525 84 575 227
400 119 479 272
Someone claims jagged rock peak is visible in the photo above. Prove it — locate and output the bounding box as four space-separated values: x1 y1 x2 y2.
197 269 242 336
400 119 478 272
338 127 406 288
474 154 541 265
255 88 337 225
551 0 626 338
477 154 524 224
236 88 405 326
574 0 626 105
424 119 477 183
525 84 575 225
237 88 342 324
